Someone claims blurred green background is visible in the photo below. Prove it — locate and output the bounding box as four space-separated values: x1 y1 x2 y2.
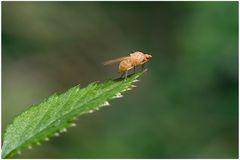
2 1 238 158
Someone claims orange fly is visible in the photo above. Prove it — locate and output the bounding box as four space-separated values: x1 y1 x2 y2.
103 51 152 79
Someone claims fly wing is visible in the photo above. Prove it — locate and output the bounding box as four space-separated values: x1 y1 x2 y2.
102 56 128 65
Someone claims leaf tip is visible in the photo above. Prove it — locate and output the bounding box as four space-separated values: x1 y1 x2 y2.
104 101 110 106
60 128 67 133
88 110 94 113
70 123 77 127
133 79 140 83
100 101 110 107
113 92 123 99
17 150 21 155
54 133 60 137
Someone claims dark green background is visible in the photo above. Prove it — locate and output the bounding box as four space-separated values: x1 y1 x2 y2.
2 1 238 158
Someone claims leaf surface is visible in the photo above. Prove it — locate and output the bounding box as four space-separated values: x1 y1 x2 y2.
2 71 145 158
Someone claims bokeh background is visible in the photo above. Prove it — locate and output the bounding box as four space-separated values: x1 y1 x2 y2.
2 1 238 158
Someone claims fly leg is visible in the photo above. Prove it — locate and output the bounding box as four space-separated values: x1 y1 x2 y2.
120 72 125 78
141 63 145 71
124 70 128 80
134 66 136 73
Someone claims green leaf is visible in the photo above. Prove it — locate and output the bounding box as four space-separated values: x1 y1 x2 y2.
2 71 146 158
